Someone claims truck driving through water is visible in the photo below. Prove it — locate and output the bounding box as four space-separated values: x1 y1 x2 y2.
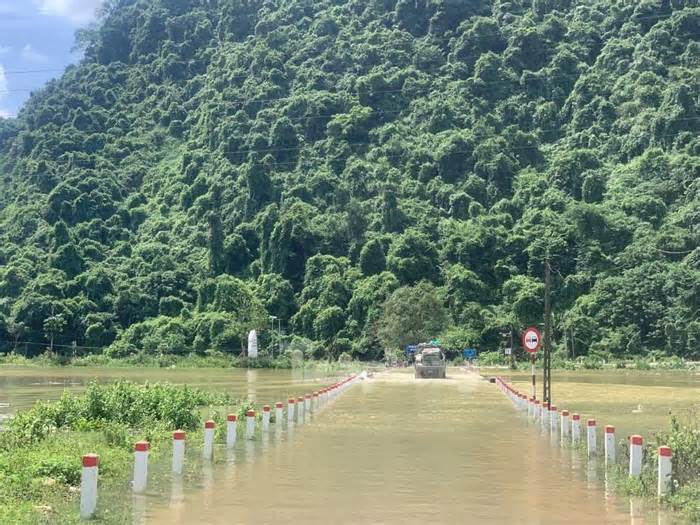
414 344 447 379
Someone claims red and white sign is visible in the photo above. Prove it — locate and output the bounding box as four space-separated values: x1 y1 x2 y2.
521 327 542 353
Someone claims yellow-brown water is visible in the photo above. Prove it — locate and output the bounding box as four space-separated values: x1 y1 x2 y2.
1 366 697 523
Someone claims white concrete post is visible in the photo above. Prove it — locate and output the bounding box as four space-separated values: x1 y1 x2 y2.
203 420 215 460
132 441 149 494
587 419 597 457
657 446 672 497
262 405 271 431
305 394 311 413
550 406 558 436
172 430 185 474
287 398 295 422
246 410 255 438
527 397 532 417
604 425 616 466
560 410 570 444
629 435 643 477
80 454 99 519
534 400 540 421
312 392 319 412
571 414 581 445
297 397 305 421
226 414 237 448
275 402 283 423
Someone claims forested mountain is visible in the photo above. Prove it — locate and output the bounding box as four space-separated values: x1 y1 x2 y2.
0 0 698 361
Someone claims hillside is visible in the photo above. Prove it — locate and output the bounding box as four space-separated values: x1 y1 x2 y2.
0 0 698 361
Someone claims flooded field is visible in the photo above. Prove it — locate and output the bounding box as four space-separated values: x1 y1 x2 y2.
1 366 697 523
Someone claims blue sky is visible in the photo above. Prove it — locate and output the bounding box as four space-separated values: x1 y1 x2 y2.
0 0 103 118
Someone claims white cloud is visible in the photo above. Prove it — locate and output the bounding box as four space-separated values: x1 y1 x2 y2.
36 0 103 25
0 108 13 119
0 46 11 55
21 44 49 64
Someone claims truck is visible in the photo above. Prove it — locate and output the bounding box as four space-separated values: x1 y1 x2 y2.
414 345 447 379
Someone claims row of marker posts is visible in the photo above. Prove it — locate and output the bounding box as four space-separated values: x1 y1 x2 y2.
494 377 673 498
79 373 362 519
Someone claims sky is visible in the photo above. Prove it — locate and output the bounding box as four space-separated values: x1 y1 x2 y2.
0 0 103 118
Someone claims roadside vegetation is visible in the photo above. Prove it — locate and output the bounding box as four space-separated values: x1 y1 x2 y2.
604 411 700 523
0 381 235 523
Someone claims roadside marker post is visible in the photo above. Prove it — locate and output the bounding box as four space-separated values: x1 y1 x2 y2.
203 420 215 460
226 415 237 448
604 426 615 466
287 398 295 422
80 454 99 519
132 441 149 494
658 447 672 497
297 397 305 421
172 431 185 474
246 410 255 439
629 435 643 477
587 419 597 457
550 406 558 437
275 402 283 423
560 410 570 445
262 405 271 431
571 414 581 444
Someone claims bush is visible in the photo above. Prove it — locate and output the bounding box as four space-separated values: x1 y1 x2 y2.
476 350 506 366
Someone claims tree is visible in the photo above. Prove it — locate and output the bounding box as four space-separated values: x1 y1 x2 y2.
44 313 66 354
377 282 449 351
387 229 439 284
359 238 386 276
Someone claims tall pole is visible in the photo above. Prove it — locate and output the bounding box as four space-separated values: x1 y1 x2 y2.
531 353 536 400
543 260 552 407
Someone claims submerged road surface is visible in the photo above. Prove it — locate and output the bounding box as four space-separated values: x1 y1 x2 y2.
146 369 650 524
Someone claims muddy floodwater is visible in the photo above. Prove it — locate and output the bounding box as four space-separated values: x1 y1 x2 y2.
1 366 698 523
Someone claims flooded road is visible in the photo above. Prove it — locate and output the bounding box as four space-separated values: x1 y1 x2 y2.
144 368 693 524
2 366 696 523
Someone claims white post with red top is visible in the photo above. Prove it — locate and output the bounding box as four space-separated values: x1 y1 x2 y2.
172 430 185 474
560 410 570 444
629 435 643 477
587 419 597 457
287 398 295 422
275 402 283 423
246 410 255 438
604 425 616 466
132 441 149 493
550 406 558 436
571 414 581 445
312 392 319 412
203 420 215 460
297 397 305 421
80 453 99 519
262 405 271 431
226 414 237 448
657 446 672 497
305 394 311 413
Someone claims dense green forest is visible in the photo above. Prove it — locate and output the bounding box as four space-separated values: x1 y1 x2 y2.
0 0 697 362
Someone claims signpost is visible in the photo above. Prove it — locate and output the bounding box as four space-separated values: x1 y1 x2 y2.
521 327 541 400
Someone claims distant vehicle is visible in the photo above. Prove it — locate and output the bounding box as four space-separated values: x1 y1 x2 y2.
414 345 446 379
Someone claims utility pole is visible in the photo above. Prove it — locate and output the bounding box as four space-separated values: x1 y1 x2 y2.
269 315 277 358
543 260 552 407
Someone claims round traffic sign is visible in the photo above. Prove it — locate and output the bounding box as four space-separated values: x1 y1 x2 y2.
521 327 542 353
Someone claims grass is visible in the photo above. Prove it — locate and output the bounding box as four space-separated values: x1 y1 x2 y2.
573 410 700 523
0 381 234 523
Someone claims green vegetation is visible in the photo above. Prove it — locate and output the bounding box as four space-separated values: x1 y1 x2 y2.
0 0 698 363
609 411 700 523
0 381 233 523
